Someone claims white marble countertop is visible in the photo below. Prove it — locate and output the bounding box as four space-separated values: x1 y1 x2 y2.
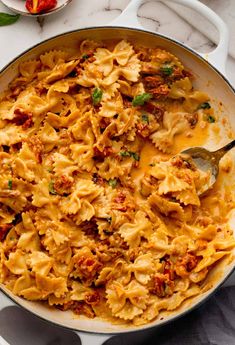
0 1 234 345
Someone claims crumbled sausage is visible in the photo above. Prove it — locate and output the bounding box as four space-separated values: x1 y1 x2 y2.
54 175 73 195
143 102 165 121
149 84 170 99
27 136 44 163
75 255 103 281
136 123 151 138
185 112 198 129
144 75 164 89
12 108 33 129
85 291 100 305
175 253 198 277
150 273 174 297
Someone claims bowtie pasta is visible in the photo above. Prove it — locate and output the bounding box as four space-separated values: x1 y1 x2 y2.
0 39 235 326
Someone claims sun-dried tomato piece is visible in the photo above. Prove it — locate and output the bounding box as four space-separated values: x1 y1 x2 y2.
150 274 174 297
143 102 165 121
93 146 113 162
149 84 170 99
53 175 73 195
136 123 151 138
26 0 57 14
175 253 198 277
144 75 164 89
12 108 33 129
0 224 12 241
85 291 100 305
75 255 103 281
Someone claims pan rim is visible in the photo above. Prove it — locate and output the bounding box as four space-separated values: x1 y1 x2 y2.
0 24 235 337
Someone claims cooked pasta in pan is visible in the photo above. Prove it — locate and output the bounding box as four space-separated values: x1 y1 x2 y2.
0 39 234 326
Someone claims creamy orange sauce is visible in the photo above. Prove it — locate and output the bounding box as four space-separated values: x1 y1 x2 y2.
132 122 209 188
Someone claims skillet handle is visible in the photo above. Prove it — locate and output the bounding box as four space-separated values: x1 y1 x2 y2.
111 0 229 75
0 292 15 345
75 332 111 345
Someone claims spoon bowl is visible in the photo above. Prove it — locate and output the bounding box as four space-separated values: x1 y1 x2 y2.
181 139 235 194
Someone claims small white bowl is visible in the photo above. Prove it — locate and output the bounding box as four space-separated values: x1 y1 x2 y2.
0 0 72 17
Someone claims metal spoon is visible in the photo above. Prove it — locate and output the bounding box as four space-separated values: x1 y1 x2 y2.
181 140 235 194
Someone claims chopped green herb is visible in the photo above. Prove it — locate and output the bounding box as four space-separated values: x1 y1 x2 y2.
200 102 211 109
120 151 140 161
108 179 118 188
82 54 89 60
131 152 140 161
132 93 152 106
160 65 173 76
141 114 149 124
49 181 57 195
0 13 20 26
47 167 53 173
9 236 14 241
106 217 112 224
120 151 131 157
103 229 112 235
8 180 12 190
207 115 215 123
92 88 103 105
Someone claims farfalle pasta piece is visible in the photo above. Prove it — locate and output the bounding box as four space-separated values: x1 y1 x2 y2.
148 192 185 220
128 253 155 285
38 121 59 152
106 280 148 320
150 111 189 153
40 50 69 69
94 40 134 76
0 125 27 146
4 249 27 275
70 142 94 173
45 60 78 84
119 211 153 248
28 251 53 275
35 273 68 298
53 153 77 177
32 178 51 207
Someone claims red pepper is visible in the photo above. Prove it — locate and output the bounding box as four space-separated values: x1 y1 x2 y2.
25 0 57 14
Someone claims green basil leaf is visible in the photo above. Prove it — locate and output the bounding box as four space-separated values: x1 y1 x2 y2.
0 13 20 26
92 88 103 105
49 181 57 195
8 179 12 190
132 93 152 106
207 115 215 123
120 151 140 161
120 151 131 157
108 179 118 188
82 54 89 60
200 102 211 109
160 65 173 76
141 114 149 124
131 152 140 161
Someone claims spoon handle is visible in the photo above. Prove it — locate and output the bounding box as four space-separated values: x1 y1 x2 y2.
213 139 235 160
